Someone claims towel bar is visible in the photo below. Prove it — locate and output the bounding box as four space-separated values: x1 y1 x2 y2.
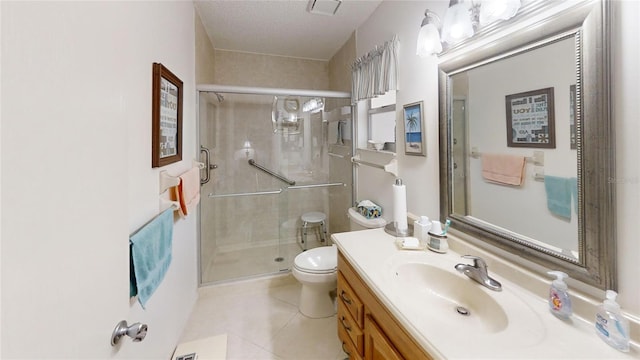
160 162 205 194
351 155 398 176
159 171 180 194
160 198 180 211
469 147 545 166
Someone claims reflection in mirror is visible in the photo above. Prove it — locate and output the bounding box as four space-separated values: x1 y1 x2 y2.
367 91 396 152
450 35 579 260
439 0 615 290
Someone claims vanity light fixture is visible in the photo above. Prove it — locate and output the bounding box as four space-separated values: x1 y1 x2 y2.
479 0 521 26
441 0 522 43
441 0 475 45
416 10 443 57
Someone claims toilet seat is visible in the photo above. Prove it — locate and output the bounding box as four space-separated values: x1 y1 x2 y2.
293 245 337 274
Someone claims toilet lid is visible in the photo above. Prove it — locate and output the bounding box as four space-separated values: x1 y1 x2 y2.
294 245 337 274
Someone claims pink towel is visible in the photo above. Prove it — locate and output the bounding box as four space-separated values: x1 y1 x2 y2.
175 167 201 217
481 153 526 186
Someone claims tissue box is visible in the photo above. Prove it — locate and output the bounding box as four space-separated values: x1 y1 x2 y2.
357 201 382 219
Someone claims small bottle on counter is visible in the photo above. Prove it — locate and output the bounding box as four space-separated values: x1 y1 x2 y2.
547 271 573 320
595 290 630 352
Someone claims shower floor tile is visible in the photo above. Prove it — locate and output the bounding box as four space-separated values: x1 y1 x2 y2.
180 274 347 360
202 239 329 284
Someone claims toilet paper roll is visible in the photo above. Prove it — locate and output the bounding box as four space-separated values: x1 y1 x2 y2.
393 182 408 231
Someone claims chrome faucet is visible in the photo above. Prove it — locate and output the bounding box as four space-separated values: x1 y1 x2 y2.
455 255 502 291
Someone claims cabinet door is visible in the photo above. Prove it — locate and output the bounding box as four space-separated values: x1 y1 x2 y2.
338 297 364 356
365 315 404 360
338 271 365 327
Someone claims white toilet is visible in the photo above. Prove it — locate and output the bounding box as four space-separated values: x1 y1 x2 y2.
292 244 338 318
292 208 387 318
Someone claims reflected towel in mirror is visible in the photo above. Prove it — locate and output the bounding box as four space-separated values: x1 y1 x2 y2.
481 153 526 186
544 175 572 219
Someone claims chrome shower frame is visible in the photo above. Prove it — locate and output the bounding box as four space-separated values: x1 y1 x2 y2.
195 84 354 286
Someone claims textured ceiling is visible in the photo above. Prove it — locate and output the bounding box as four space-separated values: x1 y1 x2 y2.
194 0 383 61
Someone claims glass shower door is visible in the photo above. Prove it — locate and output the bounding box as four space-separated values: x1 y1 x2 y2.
197 90 353 285
198 92 290 284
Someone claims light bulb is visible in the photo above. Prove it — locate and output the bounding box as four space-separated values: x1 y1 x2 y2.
441 2 474 44
479 0 521 26
416 23 443 57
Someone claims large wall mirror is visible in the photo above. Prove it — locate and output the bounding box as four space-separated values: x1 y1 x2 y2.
438 0 615 290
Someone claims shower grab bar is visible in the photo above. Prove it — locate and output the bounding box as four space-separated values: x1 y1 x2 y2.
328 152 346 159
208 189 283 199
248 159 296 186
288 182 345 190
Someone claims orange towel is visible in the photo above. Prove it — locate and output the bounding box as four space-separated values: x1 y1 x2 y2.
481 153 526 186
175 167 201 217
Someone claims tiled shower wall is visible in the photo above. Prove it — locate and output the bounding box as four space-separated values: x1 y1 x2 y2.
198 49 354 282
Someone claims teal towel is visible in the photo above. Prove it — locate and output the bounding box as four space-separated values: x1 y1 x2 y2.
570 177 578 213
130 209 174 309
544 176 572 219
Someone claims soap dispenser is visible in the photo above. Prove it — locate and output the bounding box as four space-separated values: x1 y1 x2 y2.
595 290 630 352
413 216 431 243
547 271 572 319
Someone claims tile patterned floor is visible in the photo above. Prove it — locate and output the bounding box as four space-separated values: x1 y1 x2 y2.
180 274 348 360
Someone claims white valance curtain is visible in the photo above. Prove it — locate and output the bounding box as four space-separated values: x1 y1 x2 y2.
351 35 399 104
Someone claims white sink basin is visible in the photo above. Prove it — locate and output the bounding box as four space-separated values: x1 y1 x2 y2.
382 252 546 349
393 262 508 333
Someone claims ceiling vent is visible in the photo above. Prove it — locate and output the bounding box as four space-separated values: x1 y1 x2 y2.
307 0 342 16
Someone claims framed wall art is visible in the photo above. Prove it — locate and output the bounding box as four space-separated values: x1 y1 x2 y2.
152 62 183 168
403 101 426 156
505 87 555 148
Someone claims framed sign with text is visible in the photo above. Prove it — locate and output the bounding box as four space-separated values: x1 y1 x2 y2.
505 87 555 148
152 63 183 168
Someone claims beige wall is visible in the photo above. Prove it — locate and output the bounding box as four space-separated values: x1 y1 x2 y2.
329 31 356 93
214 50 329 89
195 10 216 84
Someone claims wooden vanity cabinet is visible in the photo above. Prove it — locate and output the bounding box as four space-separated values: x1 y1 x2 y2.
337 252 433 360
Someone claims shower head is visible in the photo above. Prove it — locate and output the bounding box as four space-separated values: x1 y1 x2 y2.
214 92 225 103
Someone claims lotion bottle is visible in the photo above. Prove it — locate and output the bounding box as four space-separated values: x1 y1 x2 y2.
547 271 572 319
595 290 630 352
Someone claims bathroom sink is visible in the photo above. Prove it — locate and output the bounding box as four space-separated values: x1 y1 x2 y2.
382 254 546 348
392 262 508 333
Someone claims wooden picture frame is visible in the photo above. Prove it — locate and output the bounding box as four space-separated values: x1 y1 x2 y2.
152 63 183 168
505 87 555 148
403 101 426 156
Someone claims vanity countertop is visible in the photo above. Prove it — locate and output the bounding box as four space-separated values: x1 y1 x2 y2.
332 228 638 359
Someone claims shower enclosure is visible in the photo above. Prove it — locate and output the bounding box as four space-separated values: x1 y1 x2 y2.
197 85 353 285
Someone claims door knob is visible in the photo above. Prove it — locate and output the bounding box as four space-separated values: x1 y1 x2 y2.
111 320 148 346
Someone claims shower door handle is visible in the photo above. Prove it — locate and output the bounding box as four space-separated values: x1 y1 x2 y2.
200 146 217 185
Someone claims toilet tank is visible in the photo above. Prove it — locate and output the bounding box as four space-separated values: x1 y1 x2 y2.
347 207 387 231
